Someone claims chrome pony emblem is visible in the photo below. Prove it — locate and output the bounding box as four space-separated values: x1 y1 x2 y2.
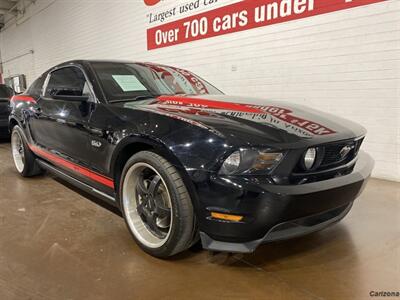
340 145 354 159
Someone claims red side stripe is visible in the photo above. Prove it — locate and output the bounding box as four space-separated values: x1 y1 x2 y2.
11 95 36 103
29 145 115 189
158 96 264 114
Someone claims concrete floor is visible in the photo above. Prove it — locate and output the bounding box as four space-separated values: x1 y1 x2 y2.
0 139 399 300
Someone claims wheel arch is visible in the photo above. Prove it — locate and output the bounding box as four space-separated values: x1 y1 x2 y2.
8 117 19 131
111 136 200 210
8 117 31 143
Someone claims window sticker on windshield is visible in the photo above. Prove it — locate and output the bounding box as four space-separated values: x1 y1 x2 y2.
112 75 148 92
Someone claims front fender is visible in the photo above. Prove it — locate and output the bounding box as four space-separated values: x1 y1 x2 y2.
110 134 203 211
8 115 26 136
9 98 38 144
110 134 185 176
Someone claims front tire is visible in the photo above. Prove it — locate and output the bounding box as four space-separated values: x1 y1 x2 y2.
11 126 42 177
120 151 195 258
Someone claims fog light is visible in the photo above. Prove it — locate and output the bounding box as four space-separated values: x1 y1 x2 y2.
211 212 243 222
304 148 317 170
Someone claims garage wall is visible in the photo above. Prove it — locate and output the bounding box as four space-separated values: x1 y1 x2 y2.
0 0 399 181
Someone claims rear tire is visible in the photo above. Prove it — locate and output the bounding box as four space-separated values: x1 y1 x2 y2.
119 151 195 258
11 126 42 177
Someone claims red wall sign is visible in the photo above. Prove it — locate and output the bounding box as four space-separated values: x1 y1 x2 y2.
147 0 386 50
144 0 161 6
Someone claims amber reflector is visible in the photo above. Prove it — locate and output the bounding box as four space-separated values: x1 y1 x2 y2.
211 212 243 222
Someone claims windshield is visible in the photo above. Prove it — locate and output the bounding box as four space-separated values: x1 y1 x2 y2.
91 62 223 102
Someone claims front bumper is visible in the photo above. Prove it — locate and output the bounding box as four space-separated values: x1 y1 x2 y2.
197 151 374 253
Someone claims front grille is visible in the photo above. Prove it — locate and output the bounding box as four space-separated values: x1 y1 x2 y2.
319 138 363 170
290 138 364 184
323 143 348 165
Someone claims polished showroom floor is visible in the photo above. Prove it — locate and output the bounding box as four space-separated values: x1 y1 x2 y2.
0 139 399 300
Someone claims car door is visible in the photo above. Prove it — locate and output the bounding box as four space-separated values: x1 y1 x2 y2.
29 66 94 168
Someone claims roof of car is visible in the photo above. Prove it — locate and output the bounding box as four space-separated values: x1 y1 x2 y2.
48 60 166 75
50 60 175 75
58 60 160 66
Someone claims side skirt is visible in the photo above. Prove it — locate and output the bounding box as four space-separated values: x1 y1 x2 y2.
37 159 117 205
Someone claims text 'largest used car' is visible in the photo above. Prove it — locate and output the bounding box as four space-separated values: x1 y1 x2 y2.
9 61 374 257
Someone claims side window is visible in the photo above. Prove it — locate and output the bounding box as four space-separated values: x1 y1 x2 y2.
45 67 89 99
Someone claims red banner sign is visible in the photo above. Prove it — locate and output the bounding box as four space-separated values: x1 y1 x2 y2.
147 0 386 50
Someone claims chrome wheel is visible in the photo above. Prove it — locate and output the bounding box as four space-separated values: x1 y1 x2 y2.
11 130 25 173
122 162 173 249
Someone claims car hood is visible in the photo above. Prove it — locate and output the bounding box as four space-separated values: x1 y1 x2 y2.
122 95 366 149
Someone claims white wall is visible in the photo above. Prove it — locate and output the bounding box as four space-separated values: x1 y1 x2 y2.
0 0 399 181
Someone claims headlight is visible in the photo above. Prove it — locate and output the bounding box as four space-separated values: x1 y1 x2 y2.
219 149 284 175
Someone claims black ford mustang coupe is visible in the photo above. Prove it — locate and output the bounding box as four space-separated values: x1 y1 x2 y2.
9 60 374 257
